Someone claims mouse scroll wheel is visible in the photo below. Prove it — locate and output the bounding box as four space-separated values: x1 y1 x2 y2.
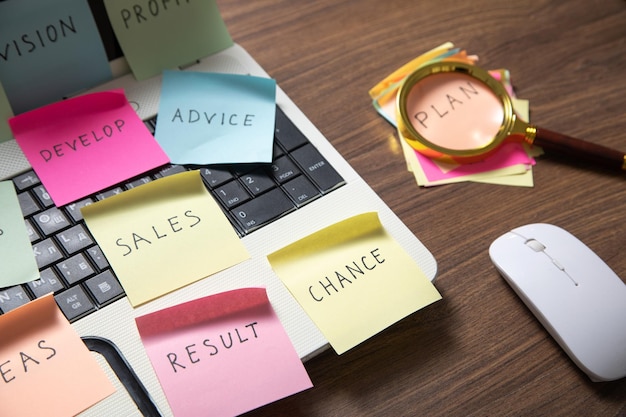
525 239 546 252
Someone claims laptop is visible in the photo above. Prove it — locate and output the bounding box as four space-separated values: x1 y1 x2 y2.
0 1 437 415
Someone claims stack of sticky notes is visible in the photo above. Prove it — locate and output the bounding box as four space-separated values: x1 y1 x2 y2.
369 42 542 187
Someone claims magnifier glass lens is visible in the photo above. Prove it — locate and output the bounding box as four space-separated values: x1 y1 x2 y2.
405 72 505 151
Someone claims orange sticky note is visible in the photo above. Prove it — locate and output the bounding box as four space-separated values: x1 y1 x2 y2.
0 294 115 417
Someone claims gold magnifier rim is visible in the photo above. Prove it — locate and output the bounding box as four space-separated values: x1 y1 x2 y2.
397 61 516 158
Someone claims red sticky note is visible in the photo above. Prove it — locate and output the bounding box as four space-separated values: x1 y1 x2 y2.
0 294 115 417
9 89 169 206
136 288 313 416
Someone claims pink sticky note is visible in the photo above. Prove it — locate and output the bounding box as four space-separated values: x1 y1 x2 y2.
416 141 535 182
9 90 169 206
0 294 115 417
135 288 313 417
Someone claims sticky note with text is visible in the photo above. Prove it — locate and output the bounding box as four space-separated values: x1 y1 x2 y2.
9 89 169 207
103 0 233 80
0 294 115 417
0 0 112 114
267 212 442 354
400 96 539 187
135 287 313 417
0 181 39 287
155 71 277 164
81 170 249 306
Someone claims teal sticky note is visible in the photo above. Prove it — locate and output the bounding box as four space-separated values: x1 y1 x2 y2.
0 181 39 287
0 0 113 114
0 82 13 143
103 0 233 80
155 71 277 164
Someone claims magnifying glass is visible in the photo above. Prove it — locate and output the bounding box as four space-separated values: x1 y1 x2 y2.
396 61 626 171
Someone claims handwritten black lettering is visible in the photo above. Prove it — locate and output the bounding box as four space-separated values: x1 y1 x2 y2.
1 17 76 62
20 352 40 372
166 353 186 373
38 340 57 360
220 333 233 349
1 340 57 383
0 360 14 383
202 339 219 356
166 322 260 374
309 248 385 302
116 239 133 257
186 344 200 364
413 81 480 129
185 210 201 227
39 119 125 163
120 0 192 30
171 109 255 127
115 209 202 256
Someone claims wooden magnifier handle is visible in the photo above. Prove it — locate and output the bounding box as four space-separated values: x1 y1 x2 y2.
530 127 626 171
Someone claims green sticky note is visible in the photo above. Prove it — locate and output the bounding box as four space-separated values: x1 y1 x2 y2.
0 181 39 287
0 82 14 143
0 0 113 114
103 0 233 80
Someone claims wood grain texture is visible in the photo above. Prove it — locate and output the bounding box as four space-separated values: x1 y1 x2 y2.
217 0 626 415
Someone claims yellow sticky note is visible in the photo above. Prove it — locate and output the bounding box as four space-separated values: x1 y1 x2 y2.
369 41 478 121
267 212 441 354
0 294 115 417
82 170 249 306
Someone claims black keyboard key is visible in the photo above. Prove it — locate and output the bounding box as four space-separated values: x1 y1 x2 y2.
214 180 251 208
17 191 40 216
0 285 32 313
231 164 256 176
292 144 345 192
96 187 124 201
232 187 296 233
273 141 284 158
274 107 308 151
57 253 95 285
199 166 234 188
33 238 64 268
65 198 93 222
34 207 70 235
24 219 40 243
144 118 157 134
12 170 40 191
27 268 65 297
126 176 152 189
241 169 277 196
156 165 187 178
85 271 124 306
32 184 54 208
57 224 94 254
271 155 301 184
87 245 110 271
283 176 321 207
55 286 95 321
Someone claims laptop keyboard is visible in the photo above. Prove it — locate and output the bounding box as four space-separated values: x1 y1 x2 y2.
0 106 345 322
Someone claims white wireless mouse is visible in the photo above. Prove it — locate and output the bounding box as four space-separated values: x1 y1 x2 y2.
489 223 626 382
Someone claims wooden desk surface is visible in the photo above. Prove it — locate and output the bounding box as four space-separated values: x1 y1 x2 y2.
219 1 626 415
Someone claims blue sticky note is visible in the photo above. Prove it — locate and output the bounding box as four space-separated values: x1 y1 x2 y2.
0 0 112 114
155 71 277 164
